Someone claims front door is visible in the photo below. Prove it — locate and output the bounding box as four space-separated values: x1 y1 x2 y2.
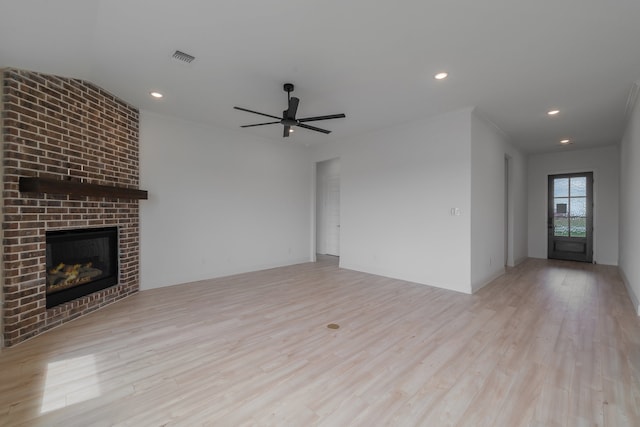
548 172 593 262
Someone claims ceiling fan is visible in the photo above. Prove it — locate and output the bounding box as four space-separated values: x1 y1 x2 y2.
234 83 346 138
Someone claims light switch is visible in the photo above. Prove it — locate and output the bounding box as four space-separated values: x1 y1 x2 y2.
451 208 461 216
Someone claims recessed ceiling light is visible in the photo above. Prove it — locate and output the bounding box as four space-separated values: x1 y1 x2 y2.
560 139 571 144
150 91 164 99
547 109 560 116
434 72 448 80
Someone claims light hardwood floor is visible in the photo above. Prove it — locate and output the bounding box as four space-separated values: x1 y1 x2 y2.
1 257 639 426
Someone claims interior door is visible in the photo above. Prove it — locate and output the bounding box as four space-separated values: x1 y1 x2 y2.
324 175 340 256
548 172 593 262
316 158 340 257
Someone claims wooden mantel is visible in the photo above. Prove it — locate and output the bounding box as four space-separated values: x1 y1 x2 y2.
19 177 148 200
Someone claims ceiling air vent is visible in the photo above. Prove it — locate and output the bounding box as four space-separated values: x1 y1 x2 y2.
171 50 196 64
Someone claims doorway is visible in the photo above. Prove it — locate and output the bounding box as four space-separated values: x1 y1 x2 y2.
316 158 340 256
504 155 510 266
547 172 593 262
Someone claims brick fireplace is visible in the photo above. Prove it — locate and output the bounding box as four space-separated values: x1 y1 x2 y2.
1 68 143 347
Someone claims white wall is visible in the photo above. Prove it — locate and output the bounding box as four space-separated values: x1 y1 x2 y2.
527 145 620 265
311 109 473 293
139 107 529 296
508 146 529 267
139 111 311 290
619 86 640 314
470 111 527 291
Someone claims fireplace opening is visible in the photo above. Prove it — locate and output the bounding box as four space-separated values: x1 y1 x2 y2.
46 227 119 308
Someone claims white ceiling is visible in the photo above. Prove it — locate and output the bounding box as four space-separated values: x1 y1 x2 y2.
2 0 640 153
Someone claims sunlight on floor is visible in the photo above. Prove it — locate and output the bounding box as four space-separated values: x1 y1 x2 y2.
40 354 101 414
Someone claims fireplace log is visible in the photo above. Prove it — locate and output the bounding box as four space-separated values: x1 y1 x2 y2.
19 177 148 200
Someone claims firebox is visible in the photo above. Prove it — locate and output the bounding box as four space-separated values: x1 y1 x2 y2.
45 227 119 308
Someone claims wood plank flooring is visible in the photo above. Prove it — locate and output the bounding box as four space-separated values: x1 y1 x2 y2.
1 256 639 426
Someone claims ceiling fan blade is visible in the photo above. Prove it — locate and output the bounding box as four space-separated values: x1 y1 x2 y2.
297 113 346 123
234 106 281 120
240 121 281 128
296 123 331 134
286 97 299 119
283 125 291 137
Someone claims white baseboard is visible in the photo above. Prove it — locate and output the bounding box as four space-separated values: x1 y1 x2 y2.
510 256 528 267
471 268 506 293
619 267 640 316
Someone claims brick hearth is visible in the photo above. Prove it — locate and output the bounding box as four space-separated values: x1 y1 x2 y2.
1 68 141 347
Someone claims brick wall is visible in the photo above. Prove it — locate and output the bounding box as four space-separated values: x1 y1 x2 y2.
1 68 141 347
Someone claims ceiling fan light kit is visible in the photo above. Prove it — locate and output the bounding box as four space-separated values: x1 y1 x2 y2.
234 83 346 137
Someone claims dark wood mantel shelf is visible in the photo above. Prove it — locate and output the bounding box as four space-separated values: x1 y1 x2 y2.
19 177 148 200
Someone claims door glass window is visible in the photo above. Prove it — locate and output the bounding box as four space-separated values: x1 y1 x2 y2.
553 176 587 238
570 178 587 197
554 178 569 198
